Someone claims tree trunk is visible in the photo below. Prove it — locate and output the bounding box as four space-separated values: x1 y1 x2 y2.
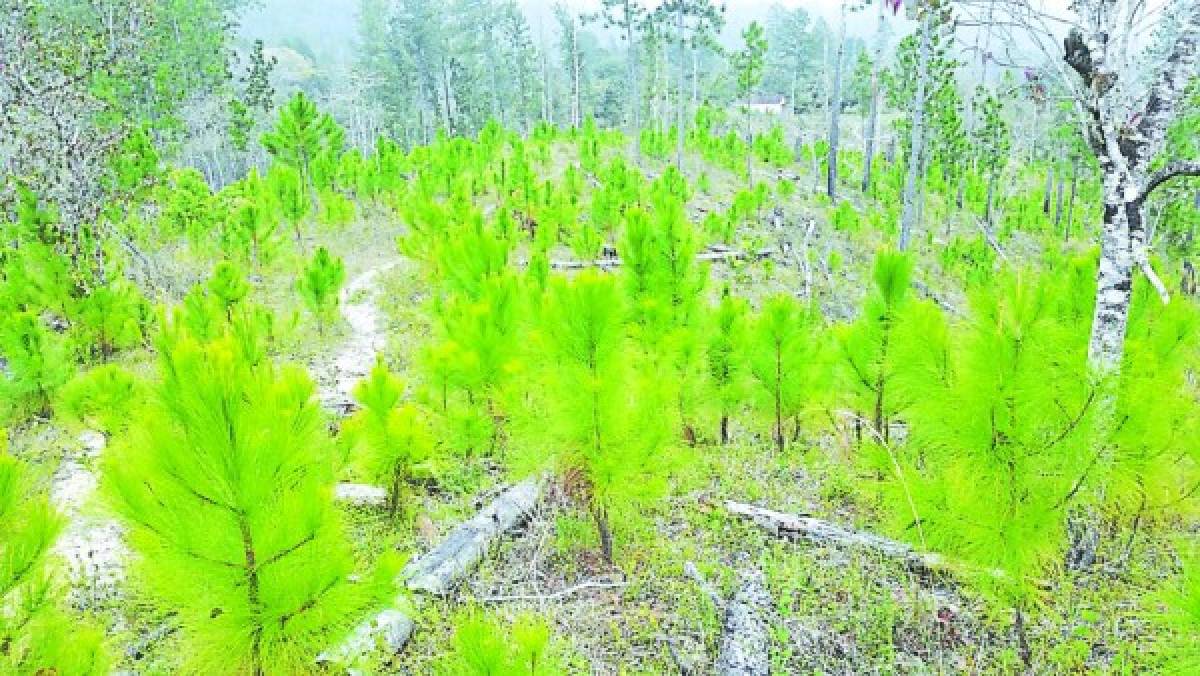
676 6 686 170
626 11 640 157
826 9 846 200
1088 175 1136 369
899 11 933 251
862 58 880 194
1043 167 1054 214
1054 173 1065 229
1065 162 1078 241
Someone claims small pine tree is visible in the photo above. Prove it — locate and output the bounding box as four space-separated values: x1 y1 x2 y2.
261 91 345 214
297 246 346 336
346 358 433 517
0 438 108 674
516 272 673 564
209 260 251 319
834 250 916 443
58 364 146 437
441 610 556 675
104 324 389 674
1153 541 1200 671
68 280 148 360
707 290 748 445
747 294 821 453
0 312 73 419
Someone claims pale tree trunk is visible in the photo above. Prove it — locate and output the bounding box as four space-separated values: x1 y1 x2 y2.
573 21 582 127
625 4 641 156
862 14 883 194
899 11 933 251
676 6 687 170
826 6 846 200
1065 2 1200 369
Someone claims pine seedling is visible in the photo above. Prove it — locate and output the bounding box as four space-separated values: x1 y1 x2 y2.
0 441 108 674
834 250 916 444
223 168 280 272
345 358 433 517
0 312 73 419
441 610 557 675
208 260 251 319
747 294 822 453
268 164 310 247
516 272 673 563
261 91 344 212
297 246 346 336
104 327 390 675
58 364 146 437
707 290 749 445
68 280 148 360
888 271 1096 658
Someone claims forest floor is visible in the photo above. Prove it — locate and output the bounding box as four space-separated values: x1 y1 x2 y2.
13 137 1176 674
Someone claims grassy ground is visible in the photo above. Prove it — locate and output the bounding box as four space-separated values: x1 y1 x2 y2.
11 133 1180 674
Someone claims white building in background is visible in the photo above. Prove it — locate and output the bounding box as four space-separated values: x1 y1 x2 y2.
743 96 789 115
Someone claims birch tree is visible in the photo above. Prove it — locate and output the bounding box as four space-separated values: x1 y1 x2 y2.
961 0 1200 368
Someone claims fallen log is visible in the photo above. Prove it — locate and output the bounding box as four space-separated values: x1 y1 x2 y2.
335 482 389 507
322 476 545 668
404 476 544 595
724 500 947 573
549 246 773 271
714 567 771 676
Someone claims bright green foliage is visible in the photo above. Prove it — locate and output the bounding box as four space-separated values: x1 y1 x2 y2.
158 168 216 242
440 611 557 675
831 200 861 232
1104 282 1200 517
297 246 346 335
4 437 91 664
835 250 917 443
518 272 673 563
222 167 280 270
0 312 73 418
58 364 145 436
1153 541 1200 671
67 280 147 359
707 290 748 444
619 198 706 334
269 164 311 247
104 326 389 675
890 271 1094 602
261 92 345 197
747 294 822 453
208 261 251 318
345 358 433 516
0 444 108 674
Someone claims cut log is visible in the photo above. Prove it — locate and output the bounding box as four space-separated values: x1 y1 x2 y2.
316 608 415 672
549 246 773 271
714 567 771 676
403 476 544 595
724 500 946 573
320 476 544 668
335 482 389 507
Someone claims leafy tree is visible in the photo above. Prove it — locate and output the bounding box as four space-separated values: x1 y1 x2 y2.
104 322 390 675
297 246 347 336
0 440 108 674
345 358 433 517
747 294 821 453
971 86 1010 224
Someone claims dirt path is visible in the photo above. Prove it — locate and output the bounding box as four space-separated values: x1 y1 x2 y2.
50 429 124 607
319 260 402 412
